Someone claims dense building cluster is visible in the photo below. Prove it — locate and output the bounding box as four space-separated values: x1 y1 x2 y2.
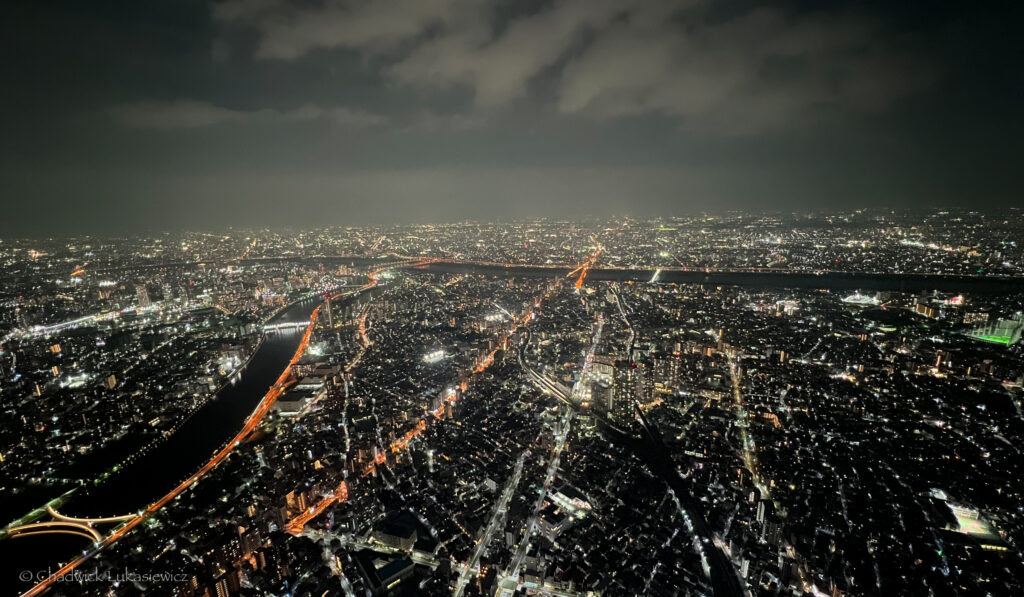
1 212 1022 597
0 247 356 522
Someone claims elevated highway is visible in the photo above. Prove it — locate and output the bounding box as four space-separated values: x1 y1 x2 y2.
4 507 135 544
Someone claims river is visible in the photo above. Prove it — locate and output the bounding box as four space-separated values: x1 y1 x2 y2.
419 262 1024 294
0 296 320 594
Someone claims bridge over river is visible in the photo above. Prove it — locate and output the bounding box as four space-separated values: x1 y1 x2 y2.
409 260 1024 294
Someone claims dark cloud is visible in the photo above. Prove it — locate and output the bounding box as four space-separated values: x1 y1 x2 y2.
0 0 1021 235
556 4 935 134
214 0 933 132
112 100 388 129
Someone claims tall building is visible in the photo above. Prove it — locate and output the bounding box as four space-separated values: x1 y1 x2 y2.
136 283 152 308
914 302 936 318
611 360 641 423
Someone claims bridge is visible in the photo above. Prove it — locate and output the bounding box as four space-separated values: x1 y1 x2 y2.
6 522 101 542
377 256 439 270
18 281 329 597
4 506 134 544
263 321 311 332
48 253 1024 297
393 259 1024 295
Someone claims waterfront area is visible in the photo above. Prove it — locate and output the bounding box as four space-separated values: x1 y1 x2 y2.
3 214 1022 596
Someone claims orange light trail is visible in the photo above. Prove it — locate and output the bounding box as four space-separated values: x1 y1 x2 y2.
284 480 348 536
22 264 509 595
368 295 537 476
574 248 602 290
22 294 325 596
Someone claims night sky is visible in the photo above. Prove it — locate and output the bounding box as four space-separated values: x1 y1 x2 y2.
1 0 1021 235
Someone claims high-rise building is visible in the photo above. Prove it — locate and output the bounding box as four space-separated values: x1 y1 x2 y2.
611 360 641 423
136 283 152 308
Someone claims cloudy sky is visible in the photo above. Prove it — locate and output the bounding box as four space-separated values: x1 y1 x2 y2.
1 0 1020 234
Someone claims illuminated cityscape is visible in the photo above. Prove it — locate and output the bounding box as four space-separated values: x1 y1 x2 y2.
3 1 1023 596
0 214 1022 597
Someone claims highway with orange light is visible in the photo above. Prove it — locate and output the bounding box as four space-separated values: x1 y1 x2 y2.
19 273 394 597
20 301 320 596
568 245 603 290
359 285 544 479
285 481 349 536
280 281 386 536
20 254 983 596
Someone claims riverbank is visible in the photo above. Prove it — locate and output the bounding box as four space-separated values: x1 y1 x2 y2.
2 297 322 596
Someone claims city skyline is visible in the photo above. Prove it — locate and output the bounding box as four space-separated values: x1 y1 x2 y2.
1 214 1023 596
2 2 1023 596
